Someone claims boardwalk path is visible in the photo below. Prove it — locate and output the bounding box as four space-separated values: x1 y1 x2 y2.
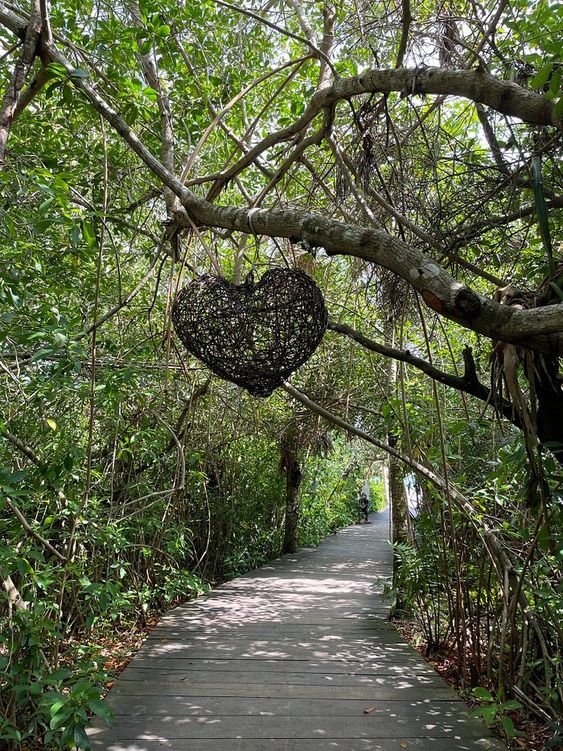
89 510 506 750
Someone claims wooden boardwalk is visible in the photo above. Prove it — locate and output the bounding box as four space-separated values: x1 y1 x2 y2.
89 510 506 750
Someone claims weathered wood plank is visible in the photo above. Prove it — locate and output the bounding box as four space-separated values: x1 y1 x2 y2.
136 640 425 662
90 713 496 739
146 622 402 638
116 668 450 691
126 657 436 676
87 738 506 751
104 696 472 718
108 679 456 700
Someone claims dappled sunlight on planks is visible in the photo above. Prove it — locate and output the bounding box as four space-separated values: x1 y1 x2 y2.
89 512 507 751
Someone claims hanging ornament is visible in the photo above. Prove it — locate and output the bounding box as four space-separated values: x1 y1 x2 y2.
172 268 328 396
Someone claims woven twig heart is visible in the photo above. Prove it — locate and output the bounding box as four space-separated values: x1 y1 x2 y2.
172 269 327 396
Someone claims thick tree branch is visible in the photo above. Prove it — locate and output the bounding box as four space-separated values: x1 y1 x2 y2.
0 12 561 353
209 65 560 198
285 0 318 47
330 136 506 287
0 0 41 165
181 203 563 351
11 63 49 120
41 49 563 351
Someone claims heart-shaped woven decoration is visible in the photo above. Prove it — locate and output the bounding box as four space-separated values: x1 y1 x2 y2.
172 268 328 396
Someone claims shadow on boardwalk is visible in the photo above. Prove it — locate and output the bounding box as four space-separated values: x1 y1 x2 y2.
89 509 506 750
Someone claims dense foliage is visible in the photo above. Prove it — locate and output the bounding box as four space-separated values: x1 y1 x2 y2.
0 0 561 748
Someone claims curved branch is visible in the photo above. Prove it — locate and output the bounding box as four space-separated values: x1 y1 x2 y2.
182 202 563 352
207 65 560 198
328 321 520 427
1 13 561 353
2 7 558 128
340 67 561 128
6 498 66 561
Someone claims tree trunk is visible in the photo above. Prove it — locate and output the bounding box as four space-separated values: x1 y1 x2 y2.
388 432 411 545
383 319 412 547
282 451 302 554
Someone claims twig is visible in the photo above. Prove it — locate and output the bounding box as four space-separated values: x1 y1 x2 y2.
5 498 66 561
211 0 337 76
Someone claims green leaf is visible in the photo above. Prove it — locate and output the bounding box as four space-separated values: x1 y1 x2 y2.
46 62 67 80
88 699 114 724
530 62 553 89
0 724 21 741
16 557 34 575
47 668 73 683
531 156 554 272
499 716 515 739
502 700 522 711
472 687 493 702
46 418 58 431
49 699 68 716
481 706 497 724
4 216 16 238
62 85 74 104
6 469 28 483
73 724 91 749
549 68 561 96
81 220 97 248
50 707 73 730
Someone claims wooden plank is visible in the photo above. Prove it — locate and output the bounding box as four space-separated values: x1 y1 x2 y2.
154 614 392 629
104 696 472 718
145 627 407 642
136 640 424 662
146 620 401 635
126 657 436 676
89 714 496 739
108 679 456 700
89 738 506 750
116 668 450 691
184 592 389 605
154 608 389 630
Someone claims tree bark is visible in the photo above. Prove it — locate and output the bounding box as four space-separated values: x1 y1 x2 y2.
389 434 411 546
0 2 41 166
281 449 302 555
383 319 412 548
2 572 29 613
